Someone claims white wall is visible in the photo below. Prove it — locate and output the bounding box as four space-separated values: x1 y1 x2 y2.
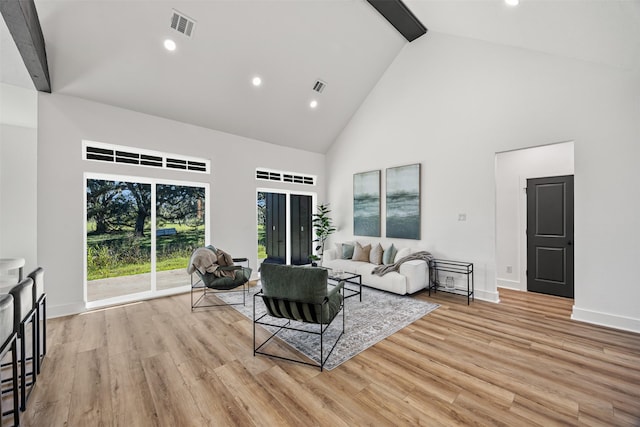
38 93 325 317
0 83 38 277
327 33 640 332
0 83 38 128
495 141 574 291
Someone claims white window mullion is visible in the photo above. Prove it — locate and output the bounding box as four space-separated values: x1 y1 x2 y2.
205 185 211 245
151 184 157 292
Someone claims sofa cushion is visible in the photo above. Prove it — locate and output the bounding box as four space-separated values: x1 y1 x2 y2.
352 242 371 262
321 256 424 295
383 244 397 265
325 259 357 274
369 243 383 265
395 247 412 262
336 243 355 259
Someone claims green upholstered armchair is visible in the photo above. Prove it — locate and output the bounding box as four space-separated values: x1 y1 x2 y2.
253 263 344 371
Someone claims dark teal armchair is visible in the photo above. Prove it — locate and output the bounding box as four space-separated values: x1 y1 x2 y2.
253 263 344 371
189 246 252 310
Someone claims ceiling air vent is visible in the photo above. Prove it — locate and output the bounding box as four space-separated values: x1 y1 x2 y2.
170 10 196 37
256 168 316 186
312 80 327 93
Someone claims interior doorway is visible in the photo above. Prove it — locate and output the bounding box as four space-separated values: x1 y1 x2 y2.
495 141 574 295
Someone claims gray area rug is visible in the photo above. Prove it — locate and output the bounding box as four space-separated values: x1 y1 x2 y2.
216 285 439 370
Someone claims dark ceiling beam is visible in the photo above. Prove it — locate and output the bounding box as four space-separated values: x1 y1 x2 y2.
1 0 51 92
366 0 427 42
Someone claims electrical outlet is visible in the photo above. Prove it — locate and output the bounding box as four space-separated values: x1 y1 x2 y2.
506 266 512 274
458 213 467 221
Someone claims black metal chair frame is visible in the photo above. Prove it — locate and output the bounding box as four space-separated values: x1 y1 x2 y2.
253 288 345 371
34 292 46 375
1 282 38 414
17 307 37 412
28 268 47 376
0 332 19 426
190 266 250 310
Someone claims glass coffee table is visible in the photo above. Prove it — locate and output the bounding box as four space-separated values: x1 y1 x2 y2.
327 271 362 301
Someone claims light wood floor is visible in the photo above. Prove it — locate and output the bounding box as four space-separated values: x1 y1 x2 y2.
16 288 640 426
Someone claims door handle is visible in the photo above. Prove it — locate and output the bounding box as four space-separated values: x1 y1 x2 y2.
567 241 572 246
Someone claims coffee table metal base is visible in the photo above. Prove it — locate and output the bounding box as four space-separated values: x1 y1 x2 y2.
328 272 362 302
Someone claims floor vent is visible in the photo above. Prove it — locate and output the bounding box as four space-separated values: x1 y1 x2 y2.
256 168 316 186
312 80 327 93
84 141 210 174
170 10 196 37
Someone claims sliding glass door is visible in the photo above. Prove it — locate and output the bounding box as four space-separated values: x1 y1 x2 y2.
85 174 208 306
156 184 205 291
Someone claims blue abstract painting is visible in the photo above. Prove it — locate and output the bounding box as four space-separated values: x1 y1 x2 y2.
386 164 421 239
353 170 380 237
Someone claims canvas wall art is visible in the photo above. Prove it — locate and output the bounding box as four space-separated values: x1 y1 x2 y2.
386 163 421 239
353 170 381 237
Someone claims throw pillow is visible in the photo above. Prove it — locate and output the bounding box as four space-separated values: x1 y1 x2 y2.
352 242 371 262
382 243 397 265
394 247 412 263
369 243 383 265
342 243 355 259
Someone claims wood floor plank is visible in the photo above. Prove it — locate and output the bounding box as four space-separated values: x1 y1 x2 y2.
105 303 138 357
306 371 398 427
76 310 107 353
176 360 254 427
68 348 114 426
256 365 351 427
214 360 292 426
141 351 207 426
18 288 640 426
509 395 579 426
353 381 429 426
109 350 158 427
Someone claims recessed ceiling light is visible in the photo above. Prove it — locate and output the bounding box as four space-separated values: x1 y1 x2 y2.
505 0 519 6
164 39 176 51
252 76 262 87
310 100 318 109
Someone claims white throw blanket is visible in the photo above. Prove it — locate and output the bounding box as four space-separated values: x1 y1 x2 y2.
187 247 235 278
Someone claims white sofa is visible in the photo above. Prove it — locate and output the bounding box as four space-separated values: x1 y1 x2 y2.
322 243 429 295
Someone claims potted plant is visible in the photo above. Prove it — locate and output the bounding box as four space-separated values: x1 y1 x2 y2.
310 203 336 266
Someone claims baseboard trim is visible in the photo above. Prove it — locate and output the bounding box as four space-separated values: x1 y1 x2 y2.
496 279 524 291
48 301 87 319
475 289 500 303
571 306 640 334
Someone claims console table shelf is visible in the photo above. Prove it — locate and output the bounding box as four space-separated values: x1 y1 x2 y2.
428 259 474 305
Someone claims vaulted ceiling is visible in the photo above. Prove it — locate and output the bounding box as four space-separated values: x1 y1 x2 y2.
2 1 639 154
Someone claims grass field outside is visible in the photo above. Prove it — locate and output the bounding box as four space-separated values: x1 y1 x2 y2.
87 222 204 281
257 223 266 261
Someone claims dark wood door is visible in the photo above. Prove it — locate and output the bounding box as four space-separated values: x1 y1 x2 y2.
527 175 574 298
290 195 312 265
265 193 286 264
